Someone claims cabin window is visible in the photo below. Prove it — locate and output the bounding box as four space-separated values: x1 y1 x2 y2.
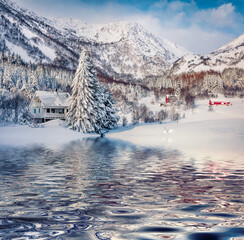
38 109 40 113
47 108 50 113
51 109 55 113
58 109 64 114
66 109 69 113
34 109 36 114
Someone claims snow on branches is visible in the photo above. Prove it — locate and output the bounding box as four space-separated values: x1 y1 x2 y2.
67 50 119 134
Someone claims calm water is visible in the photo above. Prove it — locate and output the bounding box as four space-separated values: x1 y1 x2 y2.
0 138 243 240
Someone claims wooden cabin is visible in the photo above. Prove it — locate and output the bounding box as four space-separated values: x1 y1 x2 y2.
30 91 71 123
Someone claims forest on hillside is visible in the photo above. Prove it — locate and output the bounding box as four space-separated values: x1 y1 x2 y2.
0 52 74 123
0 51 243 125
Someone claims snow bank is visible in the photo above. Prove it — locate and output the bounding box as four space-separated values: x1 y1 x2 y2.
0 120 96 148
108 97 244 160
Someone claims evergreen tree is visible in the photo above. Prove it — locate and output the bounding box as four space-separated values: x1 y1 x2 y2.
21 67 27 91
93 82 119 131
67 50 96 133
67 49 118 134
2 62 13 90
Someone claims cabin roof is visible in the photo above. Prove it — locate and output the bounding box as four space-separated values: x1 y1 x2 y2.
35 91 71 108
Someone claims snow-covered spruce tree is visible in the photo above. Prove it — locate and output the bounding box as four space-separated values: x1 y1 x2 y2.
67 50 96 133
92 79 119 132
67 50 118 134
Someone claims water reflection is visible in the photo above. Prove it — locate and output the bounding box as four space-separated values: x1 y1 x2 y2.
0 138 243 239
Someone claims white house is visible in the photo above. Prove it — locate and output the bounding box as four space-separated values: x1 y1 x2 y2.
30 90 71 123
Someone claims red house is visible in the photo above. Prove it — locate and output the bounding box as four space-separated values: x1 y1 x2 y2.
209 100 231 106
166 95 177 104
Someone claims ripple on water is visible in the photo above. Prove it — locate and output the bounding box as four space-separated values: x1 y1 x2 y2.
106 208 145 222
179 204 210 212
0 139 243 239
188 228 244 240
188 232 222 240
138 226 183 233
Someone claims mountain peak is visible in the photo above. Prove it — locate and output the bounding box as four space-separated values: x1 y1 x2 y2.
215 33 244 53
48 18 190 59
0 0 190 83
170 33 244 75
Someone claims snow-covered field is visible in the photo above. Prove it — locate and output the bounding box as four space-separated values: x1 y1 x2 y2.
0 120 93 148
0 97 243 160
108 97 244 160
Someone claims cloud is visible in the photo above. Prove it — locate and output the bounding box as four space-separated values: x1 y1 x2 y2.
14 0 138 23
129 13 235 54
194 3 239 28
152 0 194 11
157 25 235 54
136 1 243 53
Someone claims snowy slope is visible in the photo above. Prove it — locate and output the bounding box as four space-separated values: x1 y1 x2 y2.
47 18 191 80
171 34 244 74
0 0 80 68
0 0 190 84
48 18 190 61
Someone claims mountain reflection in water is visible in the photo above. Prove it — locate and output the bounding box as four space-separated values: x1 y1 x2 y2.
0 138 243 240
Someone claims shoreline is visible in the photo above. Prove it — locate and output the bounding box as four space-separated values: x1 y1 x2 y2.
0 98 243 160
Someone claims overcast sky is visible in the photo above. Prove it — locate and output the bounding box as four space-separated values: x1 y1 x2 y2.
13 0 244 54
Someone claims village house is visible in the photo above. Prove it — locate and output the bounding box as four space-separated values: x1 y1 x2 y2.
30 90 71 123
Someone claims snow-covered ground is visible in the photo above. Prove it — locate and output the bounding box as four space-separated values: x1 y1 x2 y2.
108 97 244 160
0 120 95 148
0 98 243 161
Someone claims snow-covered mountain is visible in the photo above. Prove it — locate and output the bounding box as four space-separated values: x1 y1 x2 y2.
0 0 81 68
48 17 191 82
0 0 190 84
171 34 244 75
48 17 189 61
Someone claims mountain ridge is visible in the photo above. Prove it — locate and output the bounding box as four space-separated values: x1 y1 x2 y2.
170 33 244 75
47 17 191 61
1 0 243 90
0 0 190 85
